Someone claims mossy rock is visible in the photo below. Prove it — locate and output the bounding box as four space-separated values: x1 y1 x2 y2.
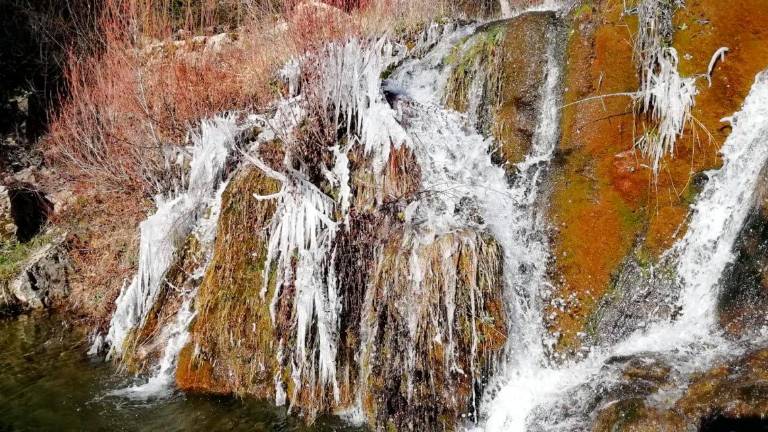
444 12 560 173
548 0 768 353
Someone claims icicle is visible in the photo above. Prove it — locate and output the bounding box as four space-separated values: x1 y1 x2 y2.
99 115 239 358
318 38 411 176
331 145 352 216
706 47 729 86
499 0 512 17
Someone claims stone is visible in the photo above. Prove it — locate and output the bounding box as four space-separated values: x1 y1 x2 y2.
1 235 71 315
718 167 768 337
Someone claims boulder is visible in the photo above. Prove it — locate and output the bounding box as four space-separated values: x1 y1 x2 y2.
0 235 71 315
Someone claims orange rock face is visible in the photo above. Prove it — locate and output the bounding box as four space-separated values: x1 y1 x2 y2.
548 0 768 351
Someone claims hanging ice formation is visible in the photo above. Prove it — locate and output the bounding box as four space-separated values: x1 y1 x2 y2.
98 115 239 359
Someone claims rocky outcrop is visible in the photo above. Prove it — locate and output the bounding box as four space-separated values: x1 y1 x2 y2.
172 160 507 430
492 12 557 168
548 0 768 352
0 235 71 315
592 348 768 431
445 12 559 174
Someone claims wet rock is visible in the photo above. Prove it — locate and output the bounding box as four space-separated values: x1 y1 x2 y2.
591 349 768 431
492 12 558 169
592 398 685 432
527 353 680 431
444 12 560 172
718 169 768 337
588 254 679 346
178 153 506 430
620 355 672 385
358 230 506 430
676 348 768 423
549 0 768 352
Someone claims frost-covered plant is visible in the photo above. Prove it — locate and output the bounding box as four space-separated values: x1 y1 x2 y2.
630 0 690 176
634 47 698 174
629 0 728 178
242 96 344 402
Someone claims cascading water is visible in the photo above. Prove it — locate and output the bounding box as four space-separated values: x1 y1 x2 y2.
377 10 565 422
234 11 565 420
481 70 768 432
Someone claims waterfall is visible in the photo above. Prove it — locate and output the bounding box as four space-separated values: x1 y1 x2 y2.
673 72 768 331
481 70 768 431
382 15 564 420
90 5 768 427
499 0 512 17
98 116 238 358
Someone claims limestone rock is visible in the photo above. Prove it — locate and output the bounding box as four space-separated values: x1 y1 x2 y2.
1 235 71 315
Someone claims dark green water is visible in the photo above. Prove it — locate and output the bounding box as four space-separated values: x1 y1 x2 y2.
0 314 362 432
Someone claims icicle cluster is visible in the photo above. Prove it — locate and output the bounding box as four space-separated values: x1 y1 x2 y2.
101 115 239 358
634 47 698 174
257 174 340 395
631 0 694 175
318 38 411 176
630 0 733 179
245 89 343 403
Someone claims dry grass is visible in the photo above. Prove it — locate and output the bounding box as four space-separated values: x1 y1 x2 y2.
45 0 460 196
51 186 150 324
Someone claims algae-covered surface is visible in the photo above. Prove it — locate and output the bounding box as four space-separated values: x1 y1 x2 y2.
0 314 363 431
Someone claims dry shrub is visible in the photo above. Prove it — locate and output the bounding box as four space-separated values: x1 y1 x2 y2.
47 6 265 195
50 186 150 323
45 0 455 196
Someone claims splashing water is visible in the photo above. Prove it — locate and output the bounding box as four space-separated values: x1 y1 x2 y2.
100 115 239 358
